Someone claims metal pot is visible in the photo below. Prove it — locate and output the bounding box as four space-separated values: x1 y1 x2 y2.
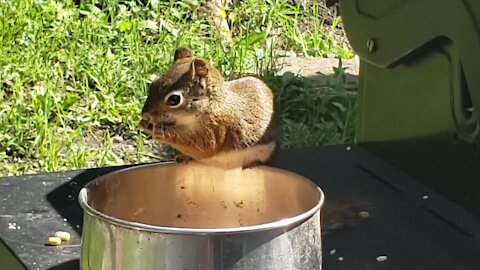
79 162 324 270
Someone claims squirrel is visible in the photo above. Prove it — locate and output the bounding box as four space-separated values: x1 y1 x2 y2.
139 46 370 233
139 46 278 170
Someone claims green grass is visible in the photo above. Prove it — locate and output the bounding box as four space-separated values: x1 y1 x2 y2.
0 0 356 176
264 70 357 149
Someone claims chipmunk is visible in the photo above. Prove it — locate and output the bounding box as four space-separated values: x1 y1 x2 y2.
139 46 278 170
139 46 371 232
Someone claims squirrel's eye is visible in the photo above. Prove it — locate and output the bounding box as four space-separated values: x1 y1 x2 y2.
164 91 183 108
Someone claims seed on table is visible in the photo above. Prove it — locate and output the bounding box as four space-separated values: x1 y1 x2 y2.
376 255 388 262
54 231 71 241
48 237 62 246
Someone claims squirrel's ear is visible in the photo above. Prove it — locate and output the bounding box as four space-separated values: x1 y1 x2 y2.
174 46 193 61
189 59 208 78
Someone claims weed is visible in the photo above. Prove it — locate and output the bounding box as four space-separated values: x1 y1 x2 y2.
263 69 356 149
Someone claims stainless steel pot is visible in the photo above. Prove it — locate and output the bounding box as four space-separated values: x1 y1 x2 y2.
79 162 324 270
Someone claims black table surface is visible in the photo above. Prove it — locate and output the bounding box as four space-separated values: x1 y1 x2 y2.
1 145 480 270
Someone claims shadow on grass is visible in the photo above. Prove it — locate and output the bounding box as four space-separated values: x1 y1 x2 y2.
260 69 359 148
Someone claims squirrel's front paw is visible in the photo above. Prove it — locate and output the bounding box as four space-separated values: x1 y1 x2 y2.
175 155 194 164
242 160 262 170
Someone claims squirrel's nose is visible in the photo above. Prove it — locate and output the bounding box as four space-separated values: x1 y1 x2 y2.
142 111 159 122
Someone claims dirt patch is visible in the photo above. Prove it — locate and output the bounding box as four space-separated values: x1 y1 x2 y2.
83 128 172 165
277 56 360 90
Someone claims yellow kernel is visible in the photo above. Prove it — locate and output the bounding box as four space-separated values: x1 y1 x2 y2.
54 231 71 241
48 237 62 246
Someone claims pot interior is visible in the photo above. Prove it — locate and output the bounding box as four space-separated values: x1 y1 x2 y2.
83 163 322 230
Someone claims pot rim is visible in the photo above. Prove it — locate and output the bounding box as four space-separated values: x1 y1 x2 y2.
78 162 325 235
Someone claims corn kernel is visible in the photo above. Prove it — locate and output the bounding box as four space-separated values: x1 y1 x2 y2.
48 237 62 246
54 231 71 241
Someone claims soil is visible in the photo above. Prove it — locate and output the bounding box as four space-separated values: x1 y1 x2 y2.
277 56 359 90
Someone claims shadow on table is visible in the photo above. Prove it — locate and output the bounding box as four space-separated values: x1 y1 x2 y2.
45 163 149 234
48 259 79 270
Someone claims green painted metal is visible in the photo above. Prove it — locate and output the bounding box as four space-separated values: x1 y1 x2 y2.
340 0 480 216
341 0 480 142
0 239 26 270
356 45 455 142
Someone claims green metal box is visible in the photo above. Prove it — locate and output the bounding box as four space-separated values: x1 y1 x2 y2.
340 0 480 216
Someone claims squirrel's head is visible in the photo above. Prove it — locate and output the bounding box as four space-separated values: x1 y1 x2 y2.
140 46 221 138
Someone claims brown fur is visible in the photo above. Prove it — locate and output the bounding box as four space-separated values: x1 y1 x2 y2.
140 46 278 169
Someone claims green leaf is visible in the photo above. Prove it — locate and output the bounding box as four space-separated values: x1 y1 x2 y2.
280 72 295 88
331 101 346 112
118 21 132 33
237 32 266 48
61 93 79 110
